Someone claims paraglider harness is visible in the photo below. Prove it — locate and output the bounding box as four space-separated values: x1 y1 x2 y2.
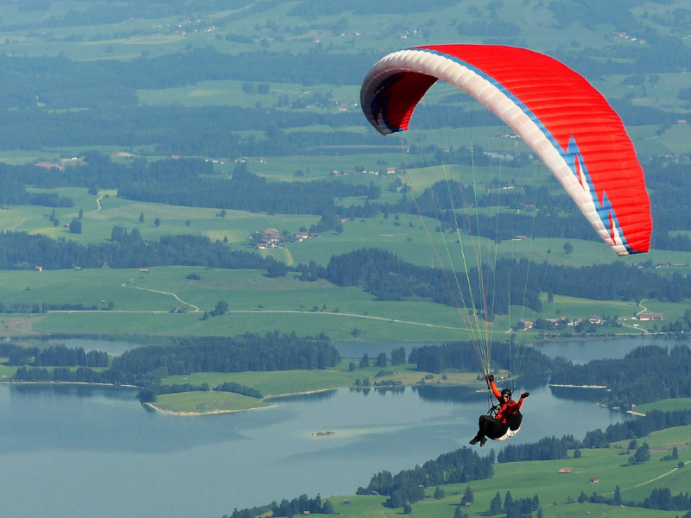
484 378 522 441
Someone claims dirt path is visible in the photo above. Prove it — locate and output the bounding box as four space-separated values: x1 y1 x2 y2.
120 283 200 312
223 310 466 331
44 305 467 332
636 299 647 316
617 460 691 494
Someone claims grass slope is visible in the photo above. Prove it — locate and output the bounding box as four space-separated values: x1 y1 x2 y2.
317 425 691 518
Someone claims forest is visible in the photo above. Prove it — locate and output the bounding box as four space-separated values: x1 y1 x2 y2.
112 332 339 376
0 227 276 270
321 249 691 315
11 332 340 397
0 342 108 367
356 447 494 507
550 345 691 409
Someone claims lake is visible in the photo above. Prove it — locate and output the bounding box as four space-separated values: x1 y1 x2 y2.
1 378 624 518
8 335 678 518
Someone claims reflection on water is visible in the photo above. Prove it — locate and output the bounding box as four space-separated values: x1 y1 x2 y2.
10 383 135 400
536 336 688 364
267 389 338 404
549 385 608 403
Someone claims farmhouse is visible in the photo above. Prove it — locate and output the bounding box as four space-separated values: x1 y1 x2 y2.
517 320 533 330
263 228 280 242
558 468 573 474
639 313 663 321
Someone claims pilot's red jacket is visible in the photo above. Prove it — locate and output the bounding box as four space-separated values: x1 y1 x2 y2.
490 380 524 423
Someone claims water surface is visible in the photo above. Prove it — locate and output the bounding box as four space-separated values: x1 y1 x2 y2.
0 380 627 518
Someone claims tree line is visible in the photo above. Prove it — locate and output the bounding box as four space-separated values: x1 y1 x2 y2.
550 345 691 409
1 343 108 368
356 447 494 508
0 302 101 314
11 332 339 400
112 332 339 376
317 249 691 318
0 226 276 271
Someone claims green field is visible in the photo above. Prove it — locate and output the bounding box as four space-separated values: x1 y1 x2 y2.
152 390 272 414
634 398 691 415
162 361 483 399
2 260 687 340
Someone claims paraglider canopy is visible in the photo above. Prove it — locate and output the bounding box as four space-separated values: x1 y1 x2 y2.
360 44 652 256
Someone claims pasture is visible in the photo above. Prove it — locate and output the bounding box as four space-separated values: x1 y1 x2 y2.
633 399 691 415
161 362 483 399
152 391 272 414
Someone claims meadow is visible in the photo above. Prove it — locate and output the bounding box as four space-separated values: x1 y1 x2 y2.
161 361 482 399
633 398 691 415
5 262 667 340
152 391 272 414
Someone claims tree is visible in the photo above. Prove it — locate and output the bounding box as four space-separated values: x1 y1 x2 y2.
434 486 445 499
267 262 288 278
214 301 229 316
53 218 60 227
202 311 209 320
359 353 369 368
672 446 679 460
461 486 474 505
50 209 56 222
574 446 581 458
488 492 502 516
220 208 227 219
613 486 622 506
349 361 356 371
154 217 161 227
578 491 588 503
402 503 412 514
367 181 381 200
139 212 144 223
69 218 82 234
78 208 83 219
376 352 387 368
564 242 573 254
504 491 513 511
185 219 191 227
454 506 468 518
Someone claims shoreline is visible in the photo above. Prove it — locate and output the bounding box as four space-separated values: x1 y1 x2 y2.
144 401 276 416
0 380 138 388
549 384 607 389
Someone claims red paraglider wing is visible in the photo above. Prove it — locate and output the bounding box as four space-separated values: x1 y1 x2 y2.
360 44 652 256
